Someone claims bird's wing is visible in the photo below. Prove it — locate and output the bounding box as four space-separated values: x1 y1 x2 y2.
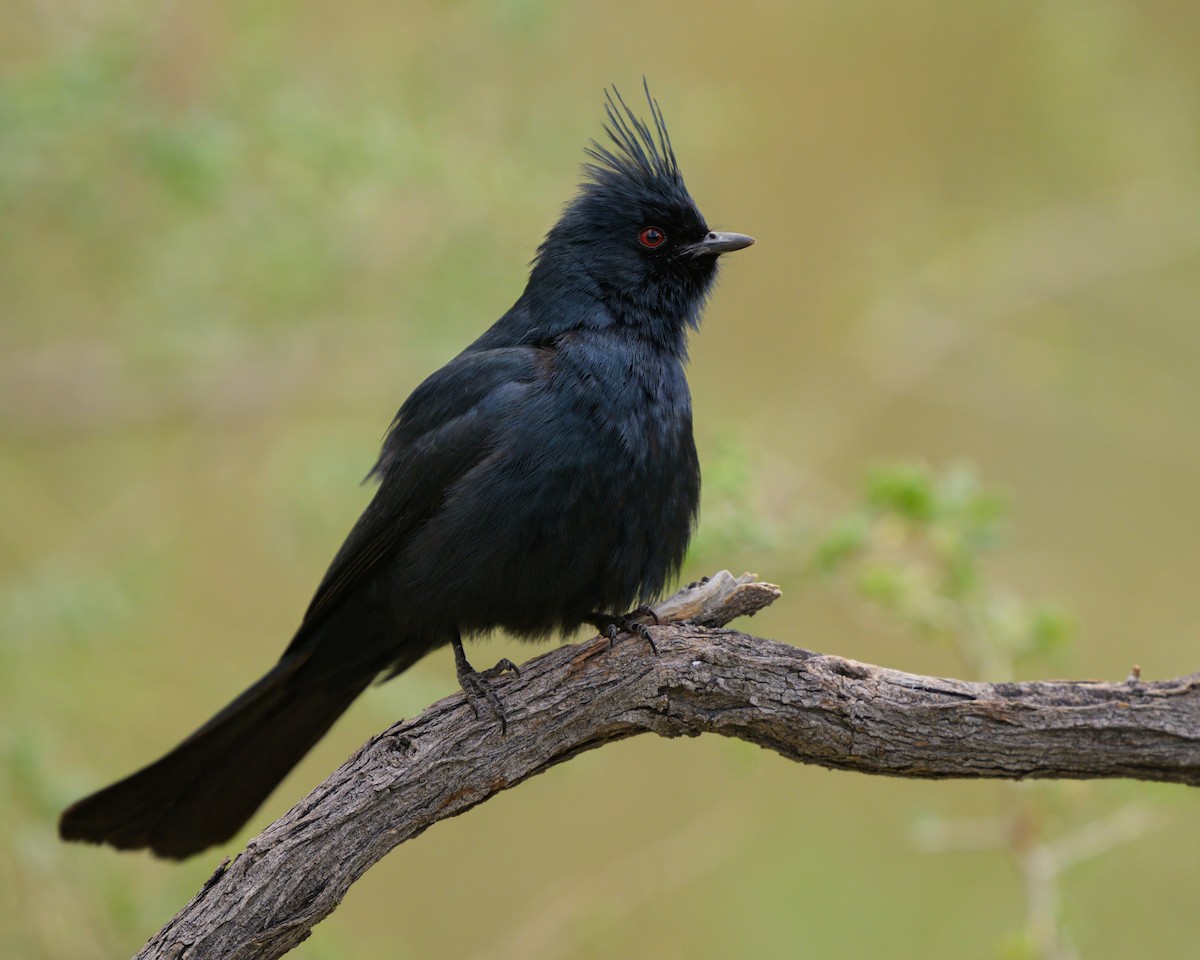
294 345 545 635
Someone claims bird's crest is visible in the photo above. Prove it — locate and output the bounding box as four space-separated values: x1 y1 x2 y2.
584 80 683 192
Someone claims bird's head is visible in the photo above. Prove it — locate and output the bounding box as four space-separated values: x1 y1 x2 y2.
530 84 753 349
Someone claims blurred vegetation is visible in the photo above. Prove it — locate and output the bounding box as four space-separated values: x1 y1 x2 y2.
809 461 1125 960
4 1 1200 958
810 461 1072 679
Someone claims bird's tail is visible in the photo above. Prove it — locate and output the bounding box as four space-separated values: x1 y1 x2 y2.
58 644 391 860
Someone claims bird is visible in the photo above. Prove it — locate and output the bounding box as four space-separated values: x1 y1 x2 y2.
59 82 754 859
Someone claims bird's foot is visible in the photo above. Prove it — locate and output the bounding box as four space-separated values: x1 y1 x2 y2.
451 634 520 734
587 606 660 655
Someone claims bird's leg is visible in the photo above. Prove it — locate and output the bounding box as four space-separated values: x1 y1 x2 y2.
451 632 520 734
586 606 659 655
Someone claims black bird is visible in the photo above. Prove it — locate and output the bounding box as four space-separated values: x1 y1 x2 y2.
59 84 754 859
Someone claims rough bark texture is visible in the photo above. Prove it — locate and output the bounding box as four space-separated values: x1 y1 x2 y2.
135 573 1200 960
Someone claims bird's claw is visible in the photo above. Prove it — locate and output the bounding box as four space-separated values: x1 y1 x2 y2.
451 636 518 734
481 658 520 680
587 610 659 655
457 668 509 733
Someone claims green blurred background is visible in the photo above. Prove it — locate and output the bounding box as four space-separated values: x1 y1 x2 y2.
4 1 1199 957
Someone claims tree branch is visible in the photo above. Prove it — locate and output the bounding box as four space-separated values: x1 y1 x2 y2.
135 573 1200 960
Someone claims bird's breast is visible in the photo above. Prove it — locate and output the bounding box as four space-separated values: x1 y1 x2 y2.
524 336 700 604
547 336 694 473
400 334 700 637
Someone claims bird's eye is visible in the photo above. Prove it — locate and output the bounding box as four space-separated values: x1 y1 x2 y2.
638 226 667 249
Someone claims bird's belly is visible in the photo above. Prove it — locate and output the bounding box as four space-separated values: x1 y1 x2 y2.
396 401 698 638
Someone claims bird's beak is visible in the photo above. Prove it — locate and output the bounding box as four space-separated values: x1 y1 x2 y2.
686 231 756 257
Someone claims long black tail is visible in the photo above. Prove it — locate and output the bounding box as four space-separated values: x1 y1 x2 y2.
59 648 380 860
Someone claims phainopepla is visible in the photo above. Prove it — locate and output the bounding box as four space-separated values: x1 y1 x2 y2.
59 83 754 859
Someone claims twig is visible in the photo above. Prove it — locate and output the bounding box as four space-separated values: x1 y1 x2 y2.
134 572 1200 960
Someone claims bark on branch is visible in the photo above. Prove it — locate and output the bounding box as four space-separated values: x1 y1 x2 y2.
136 573 1200 960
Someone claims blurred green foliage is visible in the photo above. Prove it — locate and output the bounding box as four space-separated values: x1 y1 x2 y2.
811 461 1071 679
808 462 1159 960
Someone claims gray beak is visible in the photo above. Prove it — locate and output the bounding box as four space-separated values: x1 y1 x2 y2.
687 231 756 257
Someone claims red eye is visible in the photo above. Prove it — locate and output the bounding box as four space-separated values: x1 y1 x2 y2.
638 226 667 249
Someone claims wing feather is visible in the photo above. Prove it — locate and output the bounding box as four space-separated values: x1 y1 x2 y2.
293 346 543 637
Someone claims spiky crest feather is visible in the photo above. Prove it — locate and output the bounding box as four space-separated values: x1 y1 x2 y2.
583 80 683 193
